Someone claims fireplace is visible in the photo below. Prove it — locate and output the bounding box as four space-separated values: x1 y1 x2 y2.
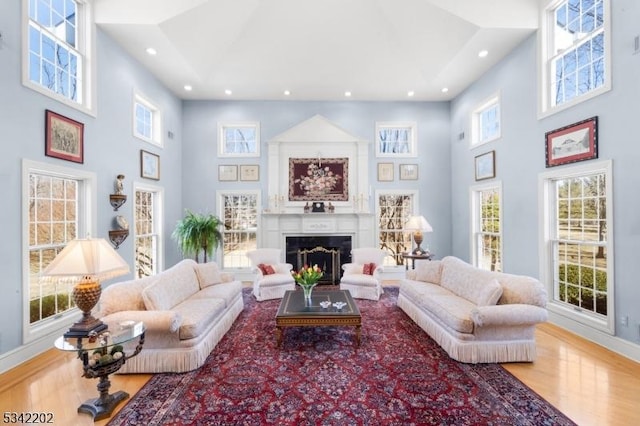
286 235 352 285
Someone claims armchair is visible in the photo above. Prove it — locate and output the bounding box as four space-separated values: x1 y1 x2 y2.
339 248 387 300
246 248 295 301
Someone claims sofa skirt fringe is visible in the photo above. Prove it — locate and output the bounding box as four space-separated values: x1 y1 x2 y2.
397 293 537 363
118 294 245 374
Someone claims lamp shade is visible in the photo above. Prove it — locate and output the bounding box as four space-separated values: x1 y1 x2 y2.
404 215 433 232
43 238 129 280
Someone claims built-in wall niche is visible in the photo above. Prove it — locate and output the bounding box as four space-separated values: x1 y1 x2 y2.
267 115 370 214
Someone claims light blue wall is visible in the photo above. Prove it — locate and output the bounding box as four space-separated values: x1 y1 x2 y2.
451 0 640 345
182 101 452 257
0 1 183 356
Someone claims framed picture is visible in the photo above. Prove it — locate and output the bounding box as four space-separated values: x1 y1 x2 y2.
377 163 394 181
399 164 418 180
545 116 598 167
45 110 84 163
288 157 348 201
219 165 238 181
140 150 160 180
240 164 259 181
475 151 495 181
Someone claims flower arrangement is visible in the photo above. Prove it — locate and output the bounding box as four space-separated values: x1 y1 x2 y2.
291 264 324 287
294 162 341 196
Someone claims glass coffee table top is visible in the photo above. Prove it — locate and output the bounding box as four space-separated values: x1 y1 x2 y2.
276 289 360 317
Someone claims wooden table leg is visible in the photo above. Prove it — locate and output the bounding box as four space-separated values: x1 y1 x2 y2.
355 325 361 348
275 326 283 347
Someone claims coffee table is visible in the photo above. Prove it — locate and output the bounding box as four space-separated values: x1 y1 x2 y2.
275 289 361 347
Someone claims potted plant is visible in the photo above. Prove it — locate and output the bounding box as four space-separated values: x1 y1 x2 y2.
172 210 223 263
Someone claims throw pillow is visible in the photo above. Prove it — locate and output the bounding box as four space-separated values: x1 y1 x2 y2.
194 262 223 289
363 262 376 275
258 263 276 275
414 260 443 284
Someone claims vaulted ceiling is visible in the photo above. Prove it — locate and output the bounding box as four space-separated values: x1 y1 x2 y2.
94 0 539 101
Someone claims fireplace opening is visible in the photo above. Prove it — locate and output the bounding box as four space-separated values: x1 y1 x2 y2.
286 236 352 285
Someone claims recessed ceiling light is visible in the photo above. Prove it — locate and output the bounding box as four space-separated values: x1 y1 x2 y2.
284 90 291 96
344 91 352 97
224 89 233 95
184 85 193 91
145 47 157 56
441 87 449 93
478 50 489 58
407 91 415 97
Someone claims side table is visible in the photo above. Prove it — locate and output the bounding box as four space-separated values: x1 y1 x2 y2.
402 252 434 270
55 321 145 420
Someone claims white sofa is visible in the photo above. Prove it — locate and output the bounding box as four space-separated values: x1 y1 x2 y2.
339 248 387 300
98 259 243 373
246 248 295 301
398 256 548 363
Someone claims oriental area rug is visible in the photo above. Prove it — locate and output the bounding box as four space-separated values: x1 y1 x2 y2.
108 288 575 426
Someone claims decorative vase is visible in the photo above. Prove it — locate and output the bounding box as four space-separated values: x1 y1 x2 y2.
299 282 317 305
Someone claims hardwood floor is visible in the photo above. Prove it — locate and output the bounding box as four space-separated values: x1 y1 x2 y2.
1 323 639 425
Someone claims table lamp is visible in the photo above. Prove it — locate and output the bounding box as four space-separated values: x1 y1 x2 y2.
405 215 433 255
43 237 130 337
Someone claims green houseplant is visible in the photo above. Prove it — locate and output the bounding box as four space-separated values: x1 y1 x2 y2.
172 210 223 263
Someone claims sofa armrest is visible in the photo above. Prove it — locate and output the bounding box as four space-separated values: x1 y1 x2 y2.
471 304 548 327
101 310 183 333
406 269 417 280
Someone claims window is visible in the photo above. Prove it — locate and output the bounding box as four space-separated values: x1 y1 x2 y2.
376 191 417 266
219 191 260 268
471 183 502 272
539 0 610 116
539 160 613 333
24 0 95 114
471 95 501 147
375 122 417 157
134 185 163 278
133 93 162 146
218 122 260 157
22 159 95 341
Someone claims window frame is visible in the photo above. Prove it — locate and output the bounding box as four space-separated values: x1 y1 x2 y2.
375 189 419 267
538 0 611 118
470 181 503 272
133 92 163 147
22 0 97 116
217 122 261 158
217 190 261 271
375 122 418 158
133 182 164 278
538 159 614 334
470 93 501 148
22 159 97 343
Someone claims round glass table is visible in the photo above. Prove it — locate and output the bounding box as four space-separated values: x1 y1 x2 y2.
54 321 145 420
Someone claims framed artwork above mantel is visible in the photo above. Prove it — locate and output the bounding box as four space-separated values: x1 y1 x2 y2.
288 157 349 201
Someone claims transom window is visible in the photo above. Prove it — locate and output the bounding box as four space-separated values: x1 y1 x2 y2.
539 160 613 334
133 93 162 146
375 122 417 157
218 122 260 157
376 192 416 266
219 191 259 268
134 186 163 278
471 183 502 272
24 0 94 113
540 0 610 116
471 95 501 147
23 160 95 342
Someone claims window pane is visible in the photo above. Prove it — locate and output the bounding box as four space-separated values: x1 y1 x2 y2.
378 194 412 265
222 193 258 268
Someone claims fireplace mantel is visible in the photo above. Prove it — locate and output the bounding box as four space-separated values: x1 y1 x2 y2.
260 213 375 251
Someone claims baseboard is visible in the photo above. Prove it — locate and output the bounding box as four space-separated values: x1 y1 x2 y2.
548 311 640 363
0 332 60 374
